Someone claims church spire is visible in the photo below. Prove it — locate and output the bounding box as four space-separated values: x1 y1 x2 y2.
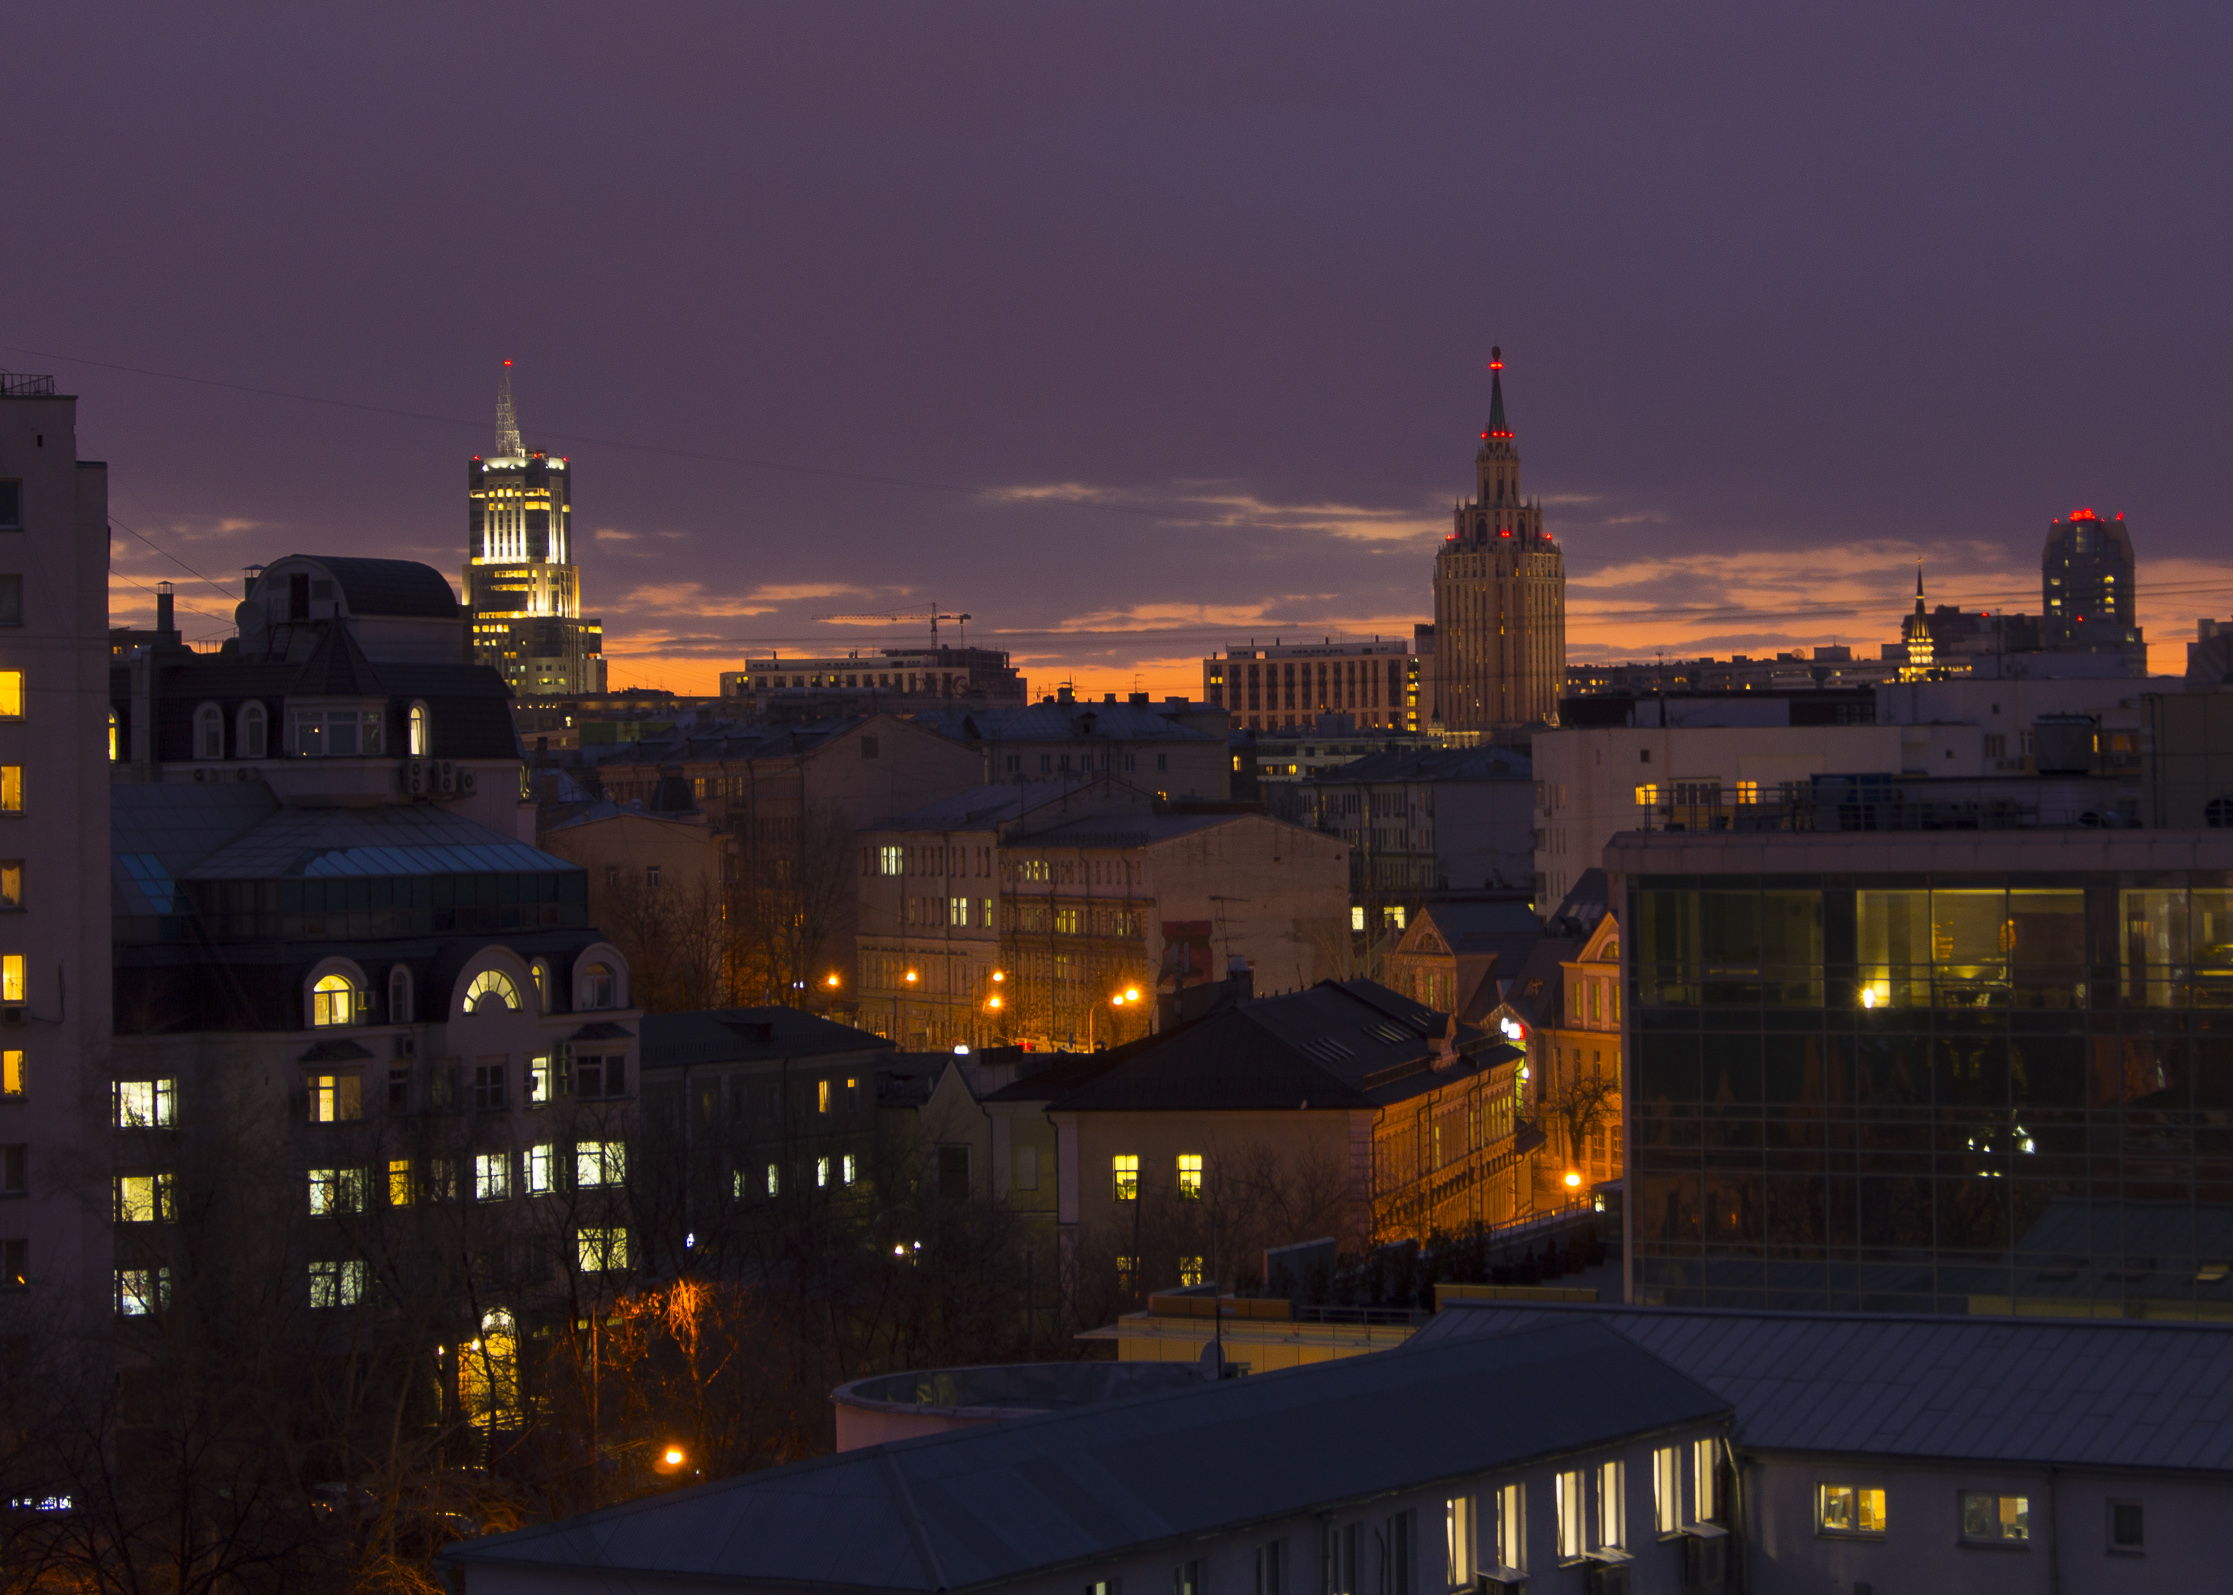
495 360 523 457
1487 346 1510 439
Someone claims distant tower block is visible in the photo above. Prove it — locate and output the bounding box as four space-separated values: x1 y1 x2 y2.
1429 347 1567 732
2042 508 2143 660
462 364 607 696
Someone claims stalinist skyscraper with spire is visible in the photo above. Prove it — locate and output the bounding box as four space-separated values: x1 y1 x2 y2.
1430 347 1565 732
463 364 606 695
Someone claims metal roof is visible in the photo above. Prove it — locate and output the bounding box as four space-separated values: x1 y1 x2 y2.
281 555 462 618
639 1007 896 1071
1412 1302 2233 1474
1037 980 1506 1116
1295 745 1532 785
445 1319 1729 1591
916 702 1224 744
181 804 576 880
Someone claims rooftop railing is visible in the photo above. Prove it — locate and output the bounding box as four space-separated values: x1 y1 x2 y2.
0 373 58 398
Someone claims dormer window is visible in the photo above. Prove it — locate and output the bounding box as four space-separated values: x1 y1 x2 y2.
237 702 268 759
193 703 224 761
407 702 430 757
290 707 386 757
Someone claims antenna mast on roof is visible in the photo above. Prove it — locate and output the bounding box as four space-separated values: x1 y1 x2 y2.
495 360 523 457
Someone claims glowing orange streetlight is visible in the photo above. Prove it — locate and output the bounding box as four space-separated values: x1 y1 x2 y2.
824 972 840 988
1563 1171 1584 1189
991 970 1006 983
987 995 1002 1010
905 970 918 984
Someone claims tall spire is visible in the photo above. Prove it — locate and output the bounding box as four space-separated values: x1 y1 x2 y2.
1487 346 1510 439
495 360 523 458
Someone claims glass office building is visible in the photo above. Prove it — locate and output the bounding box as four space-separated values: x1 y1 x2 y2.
1617 831 2233 1318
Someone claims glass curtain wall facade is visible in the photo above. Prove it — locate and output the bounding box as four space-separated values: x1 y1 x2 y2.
1629 871 2233 1316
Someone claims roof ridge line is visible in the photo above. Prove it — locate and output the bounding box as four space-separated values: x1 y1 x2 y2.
878 1450 949 1592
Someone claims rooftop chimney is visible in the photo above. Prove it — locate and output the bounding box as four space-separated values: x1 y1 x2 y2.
154 581 177 645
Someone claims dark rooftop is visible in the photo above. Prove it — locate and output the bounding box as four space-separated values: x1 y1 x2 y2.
445 1319 1729 1592
1413 1302 2233 1474
640 1006 896 1071
281 555 462 619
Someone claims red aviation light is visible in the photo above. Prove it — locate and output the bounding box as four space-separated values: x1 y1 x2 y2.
1481 431 1489 440
1499 528 1512 537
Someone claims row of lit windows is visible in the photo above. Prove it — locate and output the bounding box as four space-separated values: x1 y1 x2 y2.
181 701 432 761
1110 1153 1204 1201
733 1153 857 1197
309 959 618 1030
1812 1483 2141 1552
114 1226 627 1319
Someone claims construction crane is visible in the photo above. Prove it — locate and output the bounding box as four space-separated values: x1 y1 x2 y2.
809 605 973 647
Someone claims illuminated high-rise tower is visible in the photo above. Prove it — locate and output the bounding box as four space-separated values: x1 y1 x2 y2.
463 364 606 695
1429 348 1566 732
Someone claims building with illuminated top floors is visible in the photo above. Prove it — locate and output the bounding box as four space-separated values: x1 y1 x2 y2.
1431 349 1565 733
464 366 606 695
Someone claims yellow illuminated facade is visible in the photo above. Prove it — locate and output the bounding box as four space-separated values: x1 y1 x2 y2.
463 367 607 694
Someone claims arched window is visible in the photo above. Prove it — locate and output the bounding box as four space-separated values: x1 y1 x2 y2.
238 702 268 760
581 963 614 1010
312 973 357 1028
2209 798 2233 830
193 703 224 761
388 966 413 1024
530 959 551 1014
108 709 118 763
407 702 430 757
463 968 521 1014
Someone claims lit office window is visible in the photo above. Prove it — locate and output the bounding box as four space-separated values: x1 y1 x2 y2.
1960 1493 2027 1544
1176 1153 1203 1199
1819 1485 1887 1536
1597 1460 1625 1550
115 1079 176 1127
1555 1471 1584 1561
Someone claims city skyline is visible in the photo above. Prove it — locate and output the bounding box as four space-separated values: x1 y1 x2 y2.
14 5 2233 695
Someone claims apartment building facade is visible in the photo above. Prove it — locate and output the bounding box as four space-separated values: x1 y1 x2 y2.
1203 639 1416 733
106 553 645 1435
0 372 112 1329
857 782 1351 1053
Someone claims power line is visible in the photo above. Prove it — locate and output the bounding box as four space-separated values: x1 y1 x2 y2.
107 512 244 605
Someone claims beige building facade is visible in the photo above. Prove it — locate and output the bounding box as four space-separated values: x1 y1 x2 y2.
1203 640 1416 733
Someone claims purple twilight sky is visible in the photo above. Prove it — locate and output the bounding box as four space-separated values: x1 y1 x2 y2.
9 3 2231 694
